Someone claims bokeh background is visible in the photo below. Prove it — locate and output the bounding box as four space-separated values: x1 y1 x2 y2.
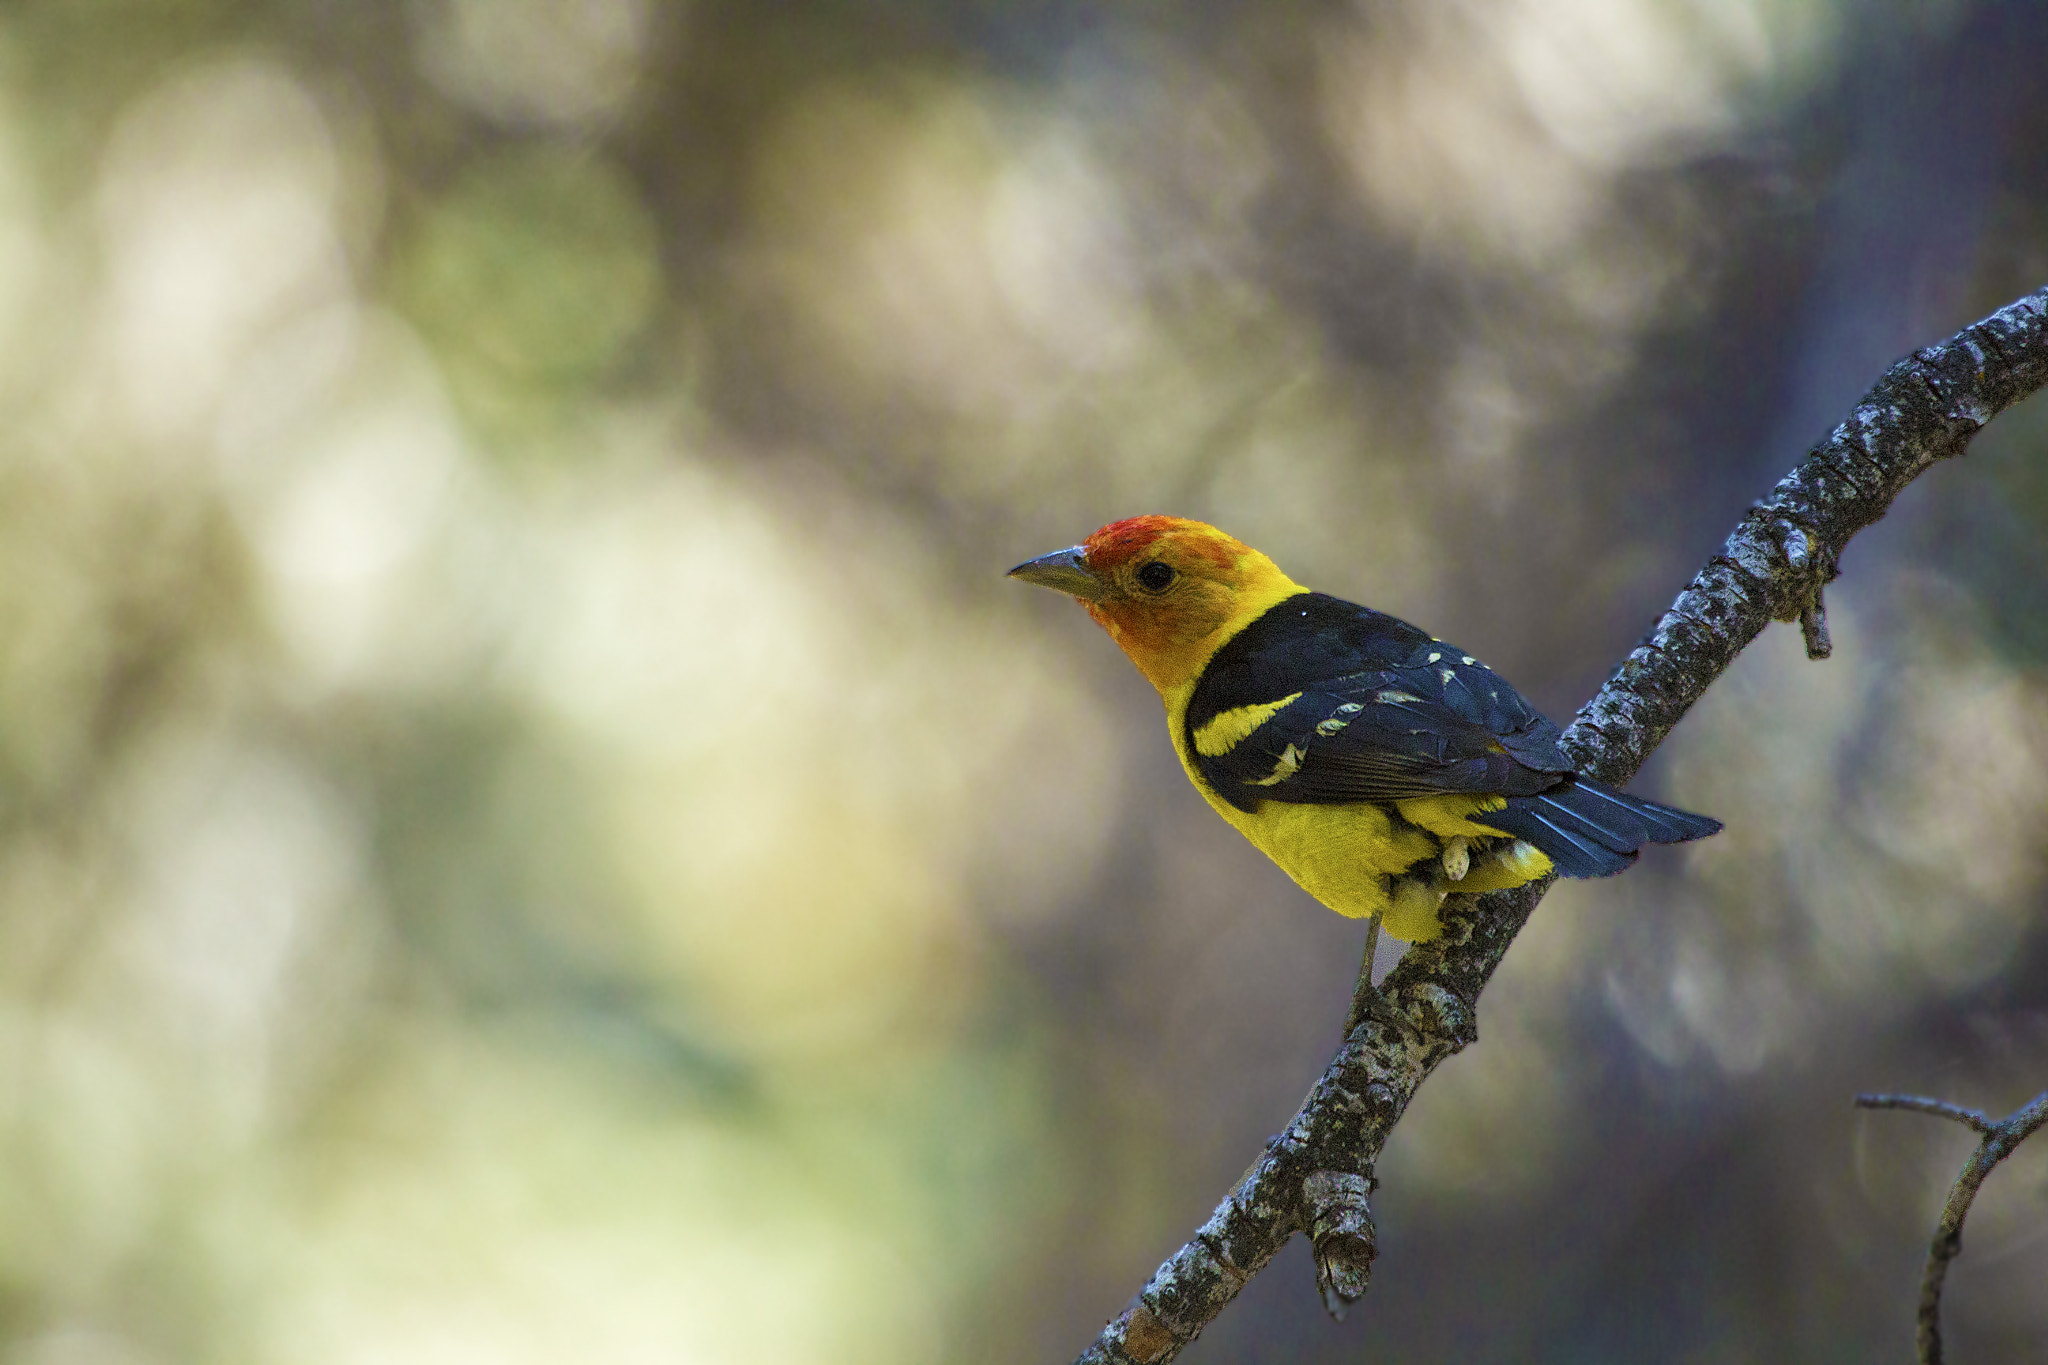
0 1 2044 1362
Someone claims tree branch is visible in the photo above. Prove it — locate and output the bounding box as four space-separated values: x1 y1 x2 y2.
1855 1089 2048 1364
1855 1093 1996 1137
1075 284 2048 1365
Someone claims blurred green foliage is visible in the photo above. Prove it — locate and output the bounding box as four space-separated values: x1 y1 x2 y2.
398 146 661 416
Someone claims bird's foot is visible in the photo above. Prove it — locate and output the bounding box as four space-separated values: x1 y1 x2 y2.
1441 836 1470 883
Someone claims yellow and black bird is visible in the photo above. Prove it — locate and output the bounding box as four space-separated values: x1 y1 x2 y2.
1010 516 1719 943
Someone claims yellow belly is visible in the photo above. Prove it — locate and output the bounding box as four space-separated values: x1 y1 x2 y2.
1165 694 1552 940
1198 789 1551 939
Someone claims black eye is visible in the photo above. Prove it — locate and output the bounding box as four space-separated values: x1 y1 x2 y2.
1136 561 1176 592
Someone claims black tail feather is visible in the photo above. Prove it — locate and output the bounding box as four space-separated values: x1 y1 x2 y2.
1563 779 1722 844
1530 788 1651 852
1503 806 1639 877
1478 777 1721 879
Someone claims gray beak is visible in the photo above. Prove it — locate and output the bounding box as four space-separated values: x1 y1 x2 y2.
1007 546 1106 601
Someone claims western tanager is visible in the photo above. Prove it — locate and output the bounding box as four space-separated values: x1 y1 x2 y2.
1010 516 1720 943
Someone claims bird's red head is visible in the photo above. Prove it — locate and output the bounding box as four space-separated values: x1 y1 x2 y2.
1010 516 1305 693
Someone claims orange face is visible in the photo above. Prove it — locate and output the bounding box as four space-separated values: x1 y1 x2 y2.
1011 516 1305 692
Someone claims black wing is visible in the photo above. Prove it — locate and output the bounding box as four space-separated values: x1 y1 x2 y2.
1185 593 1573 813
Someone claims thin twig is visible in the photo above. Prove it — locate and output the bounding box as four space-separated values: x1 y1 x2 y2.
1074 285 2048 1365
1856 1090 2048 1365
1855 1093 1995 1136
1340 918 1382 1040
